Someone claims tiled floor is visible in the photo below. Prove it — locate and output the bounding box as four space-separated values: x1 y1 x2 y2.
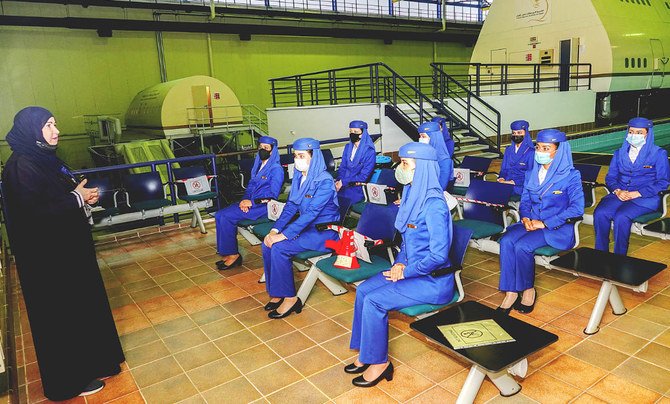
10 198 670 403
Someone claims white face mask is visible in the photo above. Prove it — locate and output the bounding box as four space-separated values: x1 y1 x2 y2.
418 137 430 144
294 157 310 172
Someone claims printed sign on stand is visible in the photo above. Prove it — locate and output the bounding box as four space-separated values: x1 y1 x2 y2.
267 200 286 221
365 183 388 205
185 175 211 195
453 168 471 188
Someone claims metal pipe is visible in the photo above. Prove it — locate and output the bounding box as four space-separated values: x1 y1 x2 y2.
154 13 168 82
206 33 215 77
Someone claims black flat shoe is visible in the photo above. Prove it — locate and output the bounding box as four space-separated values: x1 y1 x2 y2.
268 298 302 319
516 288 537 314
216 255 242 271
352 362 394 387
264 298 284 311
496 294 521 315
79 380 105 396
344 363 370 374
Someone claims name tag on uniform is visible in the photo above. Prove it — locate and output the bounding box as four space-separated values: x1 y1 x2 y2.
407 224 417 229
643 165 653 169
552 190 563 195
305 194 313 198
520 162 526 166
261 176 267 179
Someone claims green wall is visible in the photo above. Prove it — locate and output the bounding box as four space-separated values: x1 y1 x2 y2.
1 18 472 167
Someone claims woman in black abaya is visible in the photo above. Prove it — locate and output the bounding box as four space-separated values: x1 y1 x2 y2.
2 107 125 400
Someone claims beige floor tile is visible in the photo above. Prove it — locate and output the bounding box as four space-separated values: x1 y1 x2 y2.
285 346 340 377
440 369 499 404
164 328 210 354
174 342 224 371
266 330 317 358
131 356 183 388
408 385 458 403
388 334 432 364
333 385 395 403
186 358 241 392
189 306 229 326
608 314 667 340
125 340 171 368
635 342 670 370
589 326 648 355
377 364 434 402
541 355 607 390
308 365 356 399
567 340 629 371
403 350 468 384
587 374 661 404
612 357 670 394
200 316 245 340
141 374 198 404
228 344 282 374
201 377 262 403
300 319 349 343
628 303 670 327
521 371 581 404
266 379 328 404
246 360 302 396
570 393 609 404
213 329 262 356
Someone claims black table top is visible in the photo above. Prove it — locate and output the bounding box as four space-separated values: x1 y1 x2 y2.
410 301 558 373
550 247 666 286
643 218 670 235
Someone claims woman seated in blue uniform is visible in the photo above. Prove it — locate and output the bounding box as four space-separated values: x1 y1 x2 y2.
594 118 670 255
417 121 453 190
346 142 453 387
335 120 377 205
497 120 534 197
431 116 455 158
498 129 584 314
214 136 284 270
262 138 340 319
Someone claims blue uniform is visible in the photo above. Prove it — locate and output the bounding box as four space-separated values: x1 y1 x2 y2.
337 121 376 205
419 121 453 189
500 130 584 292
431 117 455 158
594 119 670 255
499 121 534 196
350 143 452 365
216 138 284 256
263 142 340 298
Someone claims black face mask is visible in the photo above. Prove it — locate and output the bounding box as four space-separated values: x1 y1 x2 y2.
511 136 524 144
258 148 271 160
349 132 361 143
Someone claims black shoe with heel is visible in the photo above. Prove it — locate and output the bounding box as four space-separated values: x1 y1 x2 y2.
264 298 284 311
496 294 521 315
344 363 370 374
515 288 537 314
352 362 394 387
268 298 302 319
216 255 243 271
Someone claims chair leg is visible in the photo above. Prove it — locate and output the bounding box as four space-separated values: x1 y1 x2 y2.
192 207 207 234
296 265 320 304
317 271 348 296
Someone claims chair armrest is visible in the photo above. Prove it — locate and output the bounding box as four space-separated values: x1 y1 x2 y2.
315 222 341 231
483 171 499 181
659 189 670 197
364 239 394 249
430 265 461 278
254 198 273 204
566 216 584 224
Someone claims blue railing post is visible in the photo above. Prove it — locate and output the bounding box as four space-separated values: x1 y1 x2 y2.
332 0 337 12
388 0 394 16
475 63 481 96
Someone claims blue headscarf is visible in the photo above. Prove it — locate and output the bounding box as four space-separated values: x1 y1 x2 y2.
431 116 452 142
6 106 63 171
251 135 280 176
525 129 574 194
345 120 375 165
418 122 451 160
616 117 660 170
394 142 443 232
288 138 337 205
508 120 534 164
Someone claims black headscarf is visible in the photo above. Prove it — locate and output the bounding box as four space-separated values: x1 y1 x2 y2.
6 106 63 172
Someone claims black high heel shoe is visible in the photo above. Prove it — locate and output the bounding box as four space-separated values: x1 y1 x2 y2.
352 362 394 387
344 363 370 374
515 288 537 314
268 298 302 319
496 294 521 315
264 298 284 311
216 255 243 271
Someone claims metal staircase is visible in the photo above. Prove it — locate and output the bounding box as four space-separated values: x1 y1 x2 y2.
269 62 502 159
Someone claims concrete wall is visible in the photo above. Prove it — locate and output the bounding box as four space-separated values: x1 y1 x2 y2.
267 103 414 156
447 90 597 136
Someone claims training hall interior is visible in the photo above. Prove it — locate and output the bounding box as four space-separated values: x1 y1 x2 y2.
1 0 670 402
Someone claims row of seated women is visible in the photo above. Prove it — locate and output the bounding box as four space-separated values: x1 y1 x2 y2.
212 116 669 388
